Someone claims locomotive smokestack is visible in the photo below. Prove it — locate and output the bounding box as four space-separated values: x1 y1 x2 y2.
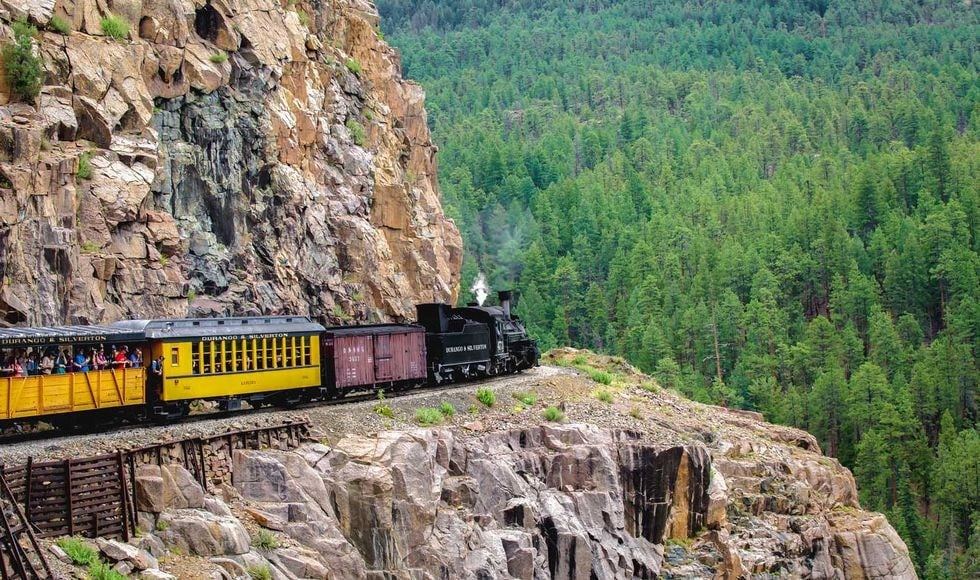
498 290 512 318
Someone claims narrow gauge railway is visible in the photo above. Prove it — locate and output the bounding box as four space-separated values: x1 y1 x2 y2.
0 292 539 437
0 364 553 456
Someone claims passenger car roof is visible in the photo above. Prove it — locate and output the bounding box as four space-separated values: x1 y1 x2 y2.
111 316 324 340
0 325 144 347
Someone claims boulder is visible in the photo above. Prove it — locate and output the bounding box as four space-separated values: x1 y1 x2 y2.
157 508 250 556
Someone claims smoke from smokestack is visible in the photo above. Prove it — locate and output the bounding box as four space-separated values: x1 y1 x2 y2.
470 272 490 306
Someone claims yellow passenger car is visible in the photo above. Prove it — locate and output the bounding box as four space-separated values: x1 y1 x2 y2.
112 316 325 417
0 325 147 427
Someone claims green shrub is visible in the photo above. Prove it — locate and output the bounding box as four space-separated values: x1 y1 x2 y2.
100 14 129 40
80 240 101 254
87 561 126 580
415 407 443 426
438 401 455 417
154 519 168 532
374 403 394 419
542 406 565 422
346 119 365 146
468 404 478 414
476 388 495 407
513 392 538 406
210 52 228 63
595 389 614 403
297 10 311 28
48 15 71 35
247 565 273 580
56 537 98 566
571 354 587 365
344 58 361 75
2 19 43 102
76 152 93 180
252 529 279 550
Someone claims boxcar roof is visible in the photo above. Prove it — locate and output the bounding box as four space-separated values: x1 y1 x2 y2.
112 316 325 339
0 325 145 346
322 323 424 337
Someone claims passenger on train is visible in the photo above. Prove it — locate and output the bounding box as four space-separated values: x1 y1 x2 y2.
129 347 142 367
93 347 107 370
113 345 129 369
39 350 53 374
73 349 90 372
55 349 69 374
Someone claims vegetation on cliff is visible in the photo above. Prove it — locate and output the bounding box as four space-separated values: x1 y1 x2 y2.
378 0 979 574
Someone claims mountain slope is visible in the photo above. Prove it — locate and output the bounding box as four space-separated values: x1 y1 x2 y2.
378 0 979 574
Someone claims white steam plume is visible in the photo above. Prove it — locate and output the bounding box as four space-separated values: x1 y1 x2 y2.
470 272 490 306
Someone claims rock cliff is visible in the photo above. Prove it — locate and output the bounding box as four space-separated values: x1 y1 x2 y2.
103 356 915 579
0 0 461 325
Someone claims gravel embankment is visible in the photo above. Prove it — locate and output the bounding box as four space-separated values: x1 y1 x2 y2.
0 366 575 465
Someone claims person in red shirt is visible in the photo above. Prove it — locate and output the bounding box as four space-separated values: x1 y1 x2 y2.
114 345 129 369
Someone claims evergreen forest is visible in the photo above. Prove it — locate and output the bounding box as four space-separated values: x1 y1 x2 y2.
377 0 978 574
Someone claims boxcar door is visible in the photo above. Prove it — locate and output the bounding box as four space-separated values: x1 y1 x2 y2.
374 333 393 381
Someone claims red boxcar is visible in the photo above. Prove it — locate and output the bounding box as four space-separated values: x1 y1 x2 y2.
321 325 427 391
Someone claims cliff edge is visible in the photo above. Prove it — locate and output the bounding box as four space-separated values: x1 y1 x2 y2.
0 0 462 325
28 352 916 579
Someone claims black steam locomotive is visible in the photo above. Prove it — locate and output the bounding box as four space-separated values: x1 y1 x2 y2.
417 291 540 384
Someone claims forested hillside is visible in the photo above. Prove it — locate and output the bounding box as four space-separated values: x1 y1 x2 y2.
377 0 979 574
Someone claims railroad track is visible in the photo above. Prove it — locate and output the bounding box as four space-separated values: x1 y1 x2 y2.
0 366 560 452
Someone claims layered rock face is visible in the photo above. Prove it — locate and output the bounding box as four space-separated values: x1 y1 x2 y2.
130 420 915 579
0 0 461 325
134 425 713 579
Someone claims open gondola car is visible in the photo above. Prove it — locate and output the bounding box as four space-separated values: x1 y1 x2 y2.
0 325 146 428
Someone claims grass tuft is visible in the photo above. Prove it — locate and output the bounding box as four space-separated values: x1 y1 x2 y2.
76 151 93 180
87 561 126 580
587 369 613 385
595 389 614 404
438 401 455 417
247 565 273 580
345 119 365 146
542 406 565 422
374 403 394 419
344 58 361 75
415 407 443 426
100 14 129 40
55 537 98 566
513 392 538 406
252 529 279 550
210 52 228 64
48 15 70 35
476 388 495 407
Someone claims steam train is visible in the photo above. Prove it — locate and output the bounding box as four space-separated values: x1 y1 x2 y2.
0 291 538 429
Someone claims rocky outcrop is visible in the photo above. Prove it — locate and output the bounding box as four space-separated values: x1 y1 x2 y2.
0 0 461 325
127 415 915 579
